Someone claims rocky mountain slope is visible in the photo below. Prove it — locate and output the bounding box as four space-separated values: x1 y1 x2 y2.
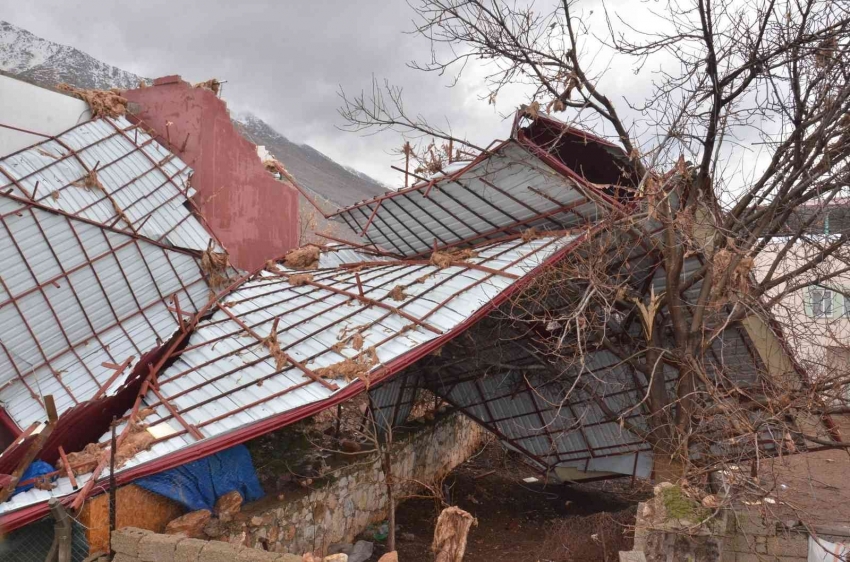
0 20 386 208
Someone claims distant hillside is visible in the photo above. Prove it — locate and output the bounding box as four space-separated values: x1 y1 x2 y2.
0 20 387 210
235 114 387 207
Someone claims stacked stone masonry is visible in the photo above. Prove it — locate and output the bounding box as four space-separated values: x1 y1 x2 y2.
218 413 485 556
111 527 301 562
114 412 484 559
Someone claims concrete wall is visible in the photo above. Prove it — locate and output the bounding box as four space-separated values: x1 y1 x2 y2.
124 76 299 271
0 73 92 155
216 413 485 556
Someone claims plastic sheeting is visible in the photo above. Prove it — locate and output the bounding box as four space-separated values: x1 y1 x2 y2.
135 445 263 511
14 461 55 495
809 535 849 561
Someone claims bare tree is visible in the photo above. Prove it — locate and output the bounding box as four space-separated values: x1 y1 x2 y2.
339 0 850 518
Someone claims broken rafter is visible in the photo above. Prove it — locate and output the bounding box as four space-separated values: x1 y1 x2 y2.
92 355 136 401
339 260 520 280
148 385 204 440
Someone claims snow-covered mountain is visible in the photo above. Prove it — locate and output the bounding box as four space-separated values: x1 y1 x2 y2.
0 20 387 207
0 21 146 89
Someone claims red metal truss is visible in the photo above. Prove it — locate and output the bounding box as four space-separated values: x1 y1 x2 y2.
0 190 212 432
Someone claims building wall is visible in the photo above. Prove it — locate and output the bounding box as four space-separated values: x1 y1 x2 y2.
0 72 92 155
757 242 850 383
123 77 299 271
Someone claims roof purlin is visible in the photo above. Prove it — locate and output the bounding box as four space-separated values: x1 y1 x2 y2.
0 228 596 532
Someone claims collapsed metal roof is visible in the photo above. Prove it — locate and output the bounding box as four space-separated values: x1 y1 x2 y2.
0 106 792 531
0 191 212 432
0 232 585 522
0 116 219 252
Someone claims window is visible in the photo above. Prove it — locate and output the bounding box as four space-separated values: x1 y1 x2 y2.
811 287 833 317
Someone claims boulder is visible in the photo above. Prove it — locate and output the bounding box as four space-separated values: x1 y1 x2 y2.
165 509 212 538
215 490 244 520
348 541 373 562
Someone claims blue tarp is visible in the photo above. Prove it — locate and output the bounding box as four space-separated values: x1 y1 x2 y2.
135 445 263 511
14 460 55 495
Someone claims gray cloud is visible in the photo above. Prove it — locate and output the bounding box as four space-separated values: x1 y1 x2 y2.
2 0 668 186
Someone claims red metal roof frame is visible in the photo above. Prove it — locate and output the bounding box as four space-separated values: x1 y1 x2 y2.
327 111 632 223
0 226 598 531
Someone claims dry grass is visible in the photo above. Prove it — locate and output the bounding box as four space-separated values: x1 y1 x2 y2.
536 509 635 562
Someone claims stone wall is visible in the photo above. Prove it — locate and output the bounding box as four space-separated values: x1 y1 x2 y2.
111 527 300 562
620 486 811 562
217 412 485 556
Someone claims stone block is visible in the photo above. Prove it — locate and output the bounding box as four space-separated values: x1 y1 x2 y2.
767 535 808 558
237 547 281 562
175 537 208 562
323 555 348 562
618 551 647 562
112 527 154 557
199 540 242 562
139 533 181 562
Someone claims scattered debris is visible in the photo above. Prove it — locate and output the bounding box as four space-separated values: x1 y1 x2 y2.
262 319 288 371
263 156 299 185
288 273 315 287
50 190 60 201
194 79 221 95
201 241 231 290
165 509 211 538
315 347 379 384
432 506 477 562
36 148 59 160
521 227 542 242
72 169 104 191
56 84 128 118
284 245 321 270
429 248 478 269
388 285 408 301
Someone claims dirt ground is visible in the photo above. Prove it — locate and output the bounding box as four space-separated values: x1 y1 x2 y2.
363 439 651 562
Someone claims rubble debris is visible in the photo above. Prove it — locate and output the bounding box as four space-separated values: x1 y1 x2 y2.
388 285 408 301
284 245 321 270
201 241 231 290
414 274 430 284
288 273 315 286
377 552 398 562
72 169 104 191
432 506 477 562
262 319 288 371
315 347 379 384
194 79 221 95
265 259 282 273
66 442 102 474
164 509 211 538
36 148 59 159
263 156 299 185
323 555 348 562
429 248 478 269
51 190 60 200
114 419 156 467
214 490 243 521
56 84 128 118
521 227 542 242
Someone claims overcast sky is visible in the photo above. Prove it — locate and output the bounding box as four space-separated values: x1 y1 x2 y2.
2 0 696 188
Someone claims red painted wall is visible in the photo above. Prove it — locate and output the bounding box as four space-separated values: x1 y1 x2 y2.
124 76 299 271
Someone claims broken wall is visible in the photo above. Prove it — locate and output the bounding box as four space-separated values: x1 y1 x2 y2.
123 76 299 271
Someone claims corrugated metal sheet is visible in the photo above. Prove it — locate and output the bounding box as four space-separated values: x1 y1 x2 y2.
330 142 609 257
0 116 216 252
0 233 579 516
0 192 210 431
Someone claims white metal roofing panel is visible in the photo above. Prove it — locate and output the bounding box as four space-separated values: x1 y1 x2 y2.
0 193 210 430
0 233 580 517
335 142 604 257
0 116 216 252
